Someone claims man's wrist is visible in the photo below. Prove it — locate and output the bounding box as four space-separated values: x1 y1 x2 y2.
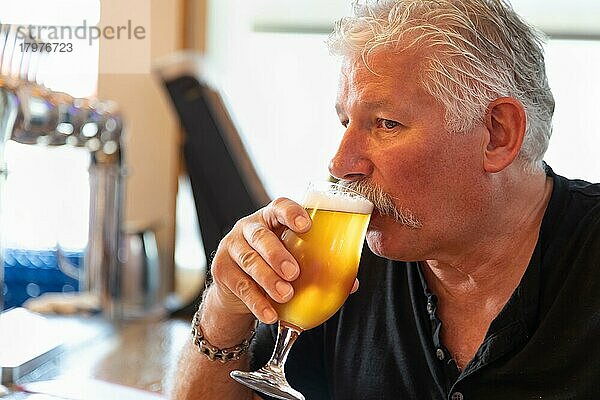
191 308 257 363
197 285 258 348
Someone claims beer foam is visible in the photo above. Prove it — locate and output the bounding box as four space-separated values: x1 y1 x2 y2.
303 189 374 214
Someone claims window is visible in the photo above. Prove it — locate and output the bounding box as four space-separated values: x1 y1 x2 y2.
544 40 600 182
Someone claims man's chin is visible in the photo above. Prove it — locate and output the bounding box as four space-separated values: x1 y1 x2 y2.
365 230 388 258
365 218 420 261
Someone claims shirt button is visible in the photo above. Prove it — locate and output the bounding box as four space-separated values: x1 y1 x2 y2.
451 392 464 400
436 348 445 360
426 302 434 314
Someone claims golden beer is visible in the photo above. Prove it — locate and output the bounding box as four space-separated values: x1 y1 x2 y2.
273 189 372 330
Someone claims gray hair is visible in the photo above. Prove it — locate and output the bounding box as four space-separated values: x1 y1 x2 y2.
328 0 555 172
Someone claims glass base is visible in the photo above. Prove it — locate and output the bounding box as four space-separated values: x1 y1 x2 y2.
230 366 305 400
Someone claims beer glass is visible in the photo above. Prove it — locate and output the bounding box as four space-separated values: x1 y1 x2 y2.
231 181 373 400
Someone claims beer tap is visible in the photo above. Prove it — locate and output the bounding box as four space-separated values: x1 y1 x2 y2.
0 24 127 320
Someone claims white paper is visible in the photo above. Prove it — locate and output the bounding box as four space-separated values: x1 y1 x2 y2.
0 308 64 367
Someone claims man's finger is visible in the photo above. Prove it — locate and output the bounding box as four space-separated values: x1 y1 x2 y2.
242 221 300 281
350 278 360 294
227 239 295 304
211 257 279 324
262 197 312 233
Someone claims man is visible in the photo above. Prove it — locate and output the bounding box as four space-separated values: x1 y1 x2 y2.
173 0 600 399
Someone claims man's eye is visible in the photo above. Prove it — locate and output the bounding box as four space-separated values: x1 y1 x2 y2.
378 119 400 130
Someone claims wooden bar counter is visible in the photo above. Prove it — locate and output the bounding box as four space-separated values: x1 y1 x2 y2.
2 312 192 399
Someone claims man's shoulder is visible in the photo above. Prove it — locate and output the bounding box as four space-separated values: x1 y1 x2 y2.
559 174 600 205
545 170 600 235
552 167 600 199
561 174 600 226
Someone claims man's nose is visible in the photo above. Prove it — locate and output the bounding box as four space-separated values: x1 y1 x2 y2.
328 127 373 181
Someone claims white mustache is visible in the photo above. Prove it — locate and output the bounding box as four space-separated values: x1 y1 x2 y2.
339 180 423 229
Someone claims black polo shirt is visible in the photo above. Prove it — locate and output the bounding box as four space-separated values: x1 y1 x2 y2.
250 166 600 399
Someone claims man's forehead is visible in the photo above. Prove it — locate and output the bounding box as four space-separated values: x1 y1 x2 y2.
337 57 385 95
336 52 424 106
338 56 374 82
339 51 425 89
341 48 424 75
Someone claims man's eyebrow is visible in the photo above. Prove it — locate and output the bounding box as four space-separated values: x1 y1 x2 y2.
362 99 393 110
335 99 393 115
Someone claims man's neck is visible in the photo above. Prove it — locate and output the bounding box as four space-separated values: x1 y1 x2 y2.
424 172 553 301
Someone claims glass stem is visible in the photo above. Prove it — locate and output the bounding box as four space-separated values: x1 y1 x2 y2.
266 322 301 373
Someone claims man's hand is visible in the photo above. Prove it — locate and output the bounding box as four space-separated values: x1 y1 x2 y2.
208 197 312 324
172 197 361 400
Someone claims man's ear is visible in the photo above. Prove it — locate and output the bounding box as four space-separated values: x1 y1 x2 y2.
482 97 526 173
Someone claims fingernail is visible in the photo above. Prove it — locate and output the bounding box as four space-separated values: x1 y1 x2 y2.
263 307 277 323
294 215 310 230
281 261 298 280
276 280 293 299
